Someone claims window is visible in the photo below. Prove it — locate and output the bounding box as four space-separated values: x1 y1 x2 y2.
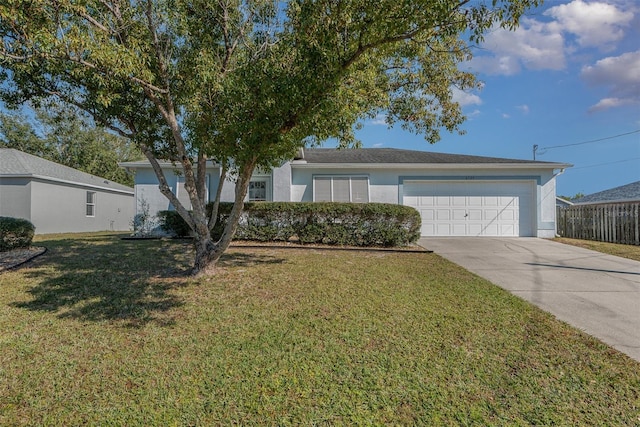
249 180 267 201
86 191 96 217
313 176 369 203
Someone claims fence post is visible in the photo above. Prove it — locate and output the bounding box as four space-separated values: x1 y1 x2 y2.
560 202 638 245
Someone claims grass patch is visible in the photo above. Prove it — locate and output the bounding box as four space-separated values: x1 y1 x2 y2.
554 237 640 262
1 233 639 425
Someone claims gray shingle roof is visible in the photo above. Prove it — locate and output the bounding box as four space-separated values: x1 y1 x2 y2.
0 148 133 193
299 148 563 165
573 181 640 204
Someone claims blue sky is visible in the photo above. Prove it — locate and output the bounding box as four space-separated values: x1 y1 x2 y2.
349 0 640 198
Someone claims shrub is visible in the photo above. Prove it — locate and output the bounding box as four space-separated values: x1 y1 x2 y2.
209 202 421 247
157 202 421 247
0 217 35 251
157 210 192 237
131 197 158 236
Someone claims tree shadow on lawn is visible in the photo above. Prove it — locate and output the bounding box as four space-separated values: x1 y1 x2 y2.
12 235 285 327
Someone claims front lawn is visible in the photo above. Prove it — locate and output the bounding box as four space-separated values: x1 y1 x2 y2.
1 233 639 425
554 237 640 262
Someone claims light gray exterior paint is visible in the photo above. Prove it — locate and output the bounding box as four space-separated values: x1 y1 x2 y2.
290 166 559 238
0 149 134 234
0 177 31 219
121 150 567 239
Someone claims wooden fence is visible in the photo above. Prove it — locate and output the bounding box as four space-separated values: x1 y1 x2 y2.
556 202 640 245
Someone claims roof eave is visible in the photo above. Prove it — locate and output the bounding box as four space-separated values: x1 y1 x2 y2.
290 162 572 170
573 198 640 205
1 173 134 195
118 160 222 169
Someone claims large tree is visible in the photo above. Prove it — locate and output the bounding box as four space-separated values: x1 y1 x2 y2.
0 0 540 275
0 105 141 186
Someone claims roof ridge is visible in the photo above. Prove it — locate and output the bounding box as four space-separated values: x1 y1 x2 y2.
1 148 133 192
1 148 31 174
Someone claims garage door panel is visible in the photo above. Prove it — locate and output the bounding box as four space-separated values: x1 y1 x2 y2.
436 223 452 235
499 210 516 220
436 196 450 206
403 180 534 237
484 196 499 206
421 209 435 220
468 209 482 220
452 209 467 220
452 224 466 235
436 210 451 220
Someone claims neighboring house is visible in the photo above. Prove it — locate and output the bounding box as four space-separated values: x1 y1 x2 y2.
0 148 134 234
572 181 640 205
120 148 571 238
556 197 574 208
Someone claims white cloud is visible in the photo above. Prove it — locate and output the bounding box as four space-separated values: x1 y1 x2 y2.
587 97 638 112
516 104 530 114
502 113 511 119
372 142 384 148
467 109 481 118
545 0 634 49
451 87 482 107
468 17 565 75
370 113 387 126
581 50 640 111
469 0 635 75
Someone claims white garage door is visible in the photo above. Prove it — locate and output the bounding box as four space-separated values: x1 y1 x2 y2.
403 181 535 237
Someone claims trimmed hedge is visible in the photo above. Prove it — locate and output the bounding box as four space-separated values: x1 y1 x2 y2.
159 202 421 247
0 217 35 252
157 210 191 237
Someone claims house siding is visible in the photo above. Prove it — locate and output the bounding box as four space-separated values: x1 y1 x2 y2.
123 155 563 239
0 177 32 221
30 179 134 234
291 166 559 238
133 166 221 216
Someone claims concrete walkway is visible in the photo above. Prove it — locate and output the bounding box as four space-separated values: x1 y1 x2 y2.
419 237 640 362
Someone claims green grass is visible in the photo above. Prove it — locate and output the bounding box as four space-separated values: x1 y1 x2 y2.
1 233 639 425
554 237 640 262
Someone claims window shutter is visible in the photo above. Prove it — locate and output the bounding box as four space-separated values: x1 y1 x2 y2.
351 177 369 203
314 177 332 201
332 177 350 202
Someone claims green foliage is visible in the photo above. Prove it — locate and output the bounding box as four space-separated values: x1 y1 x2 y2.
131 198 159 237
0 106 141 187
0 0 541 270
206 202 420 247
558 193 585 201
0 217 35 251
157 210 192 238
1 233 639 425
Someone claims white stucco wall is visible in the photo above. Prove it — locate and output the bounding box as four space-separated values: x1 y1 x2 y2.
132 166 221 217
29 179 134 234
0 177 32 221
290 166 560 238
128 162 561 238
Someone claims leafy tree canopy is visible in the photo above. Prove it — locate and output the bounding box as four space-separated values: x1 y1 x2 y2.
0 104 142 186
0 0 541 274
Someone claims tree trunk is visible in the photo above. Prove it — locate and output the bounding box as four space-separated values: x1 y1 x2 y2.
190 160 255 276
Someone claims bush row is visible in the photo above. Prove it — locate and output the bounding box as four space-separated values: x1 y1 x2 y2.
0 217 35 252
159 202 421 247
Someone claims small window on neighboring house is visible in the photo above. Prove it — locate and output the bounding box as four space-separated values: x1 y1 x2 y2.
313 176 369 202
249 180 267 201
86 191 96 217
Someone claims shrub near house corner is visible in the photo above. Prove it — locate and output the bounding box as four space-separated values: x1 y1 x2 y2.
0 217 35 251
158 202 421 247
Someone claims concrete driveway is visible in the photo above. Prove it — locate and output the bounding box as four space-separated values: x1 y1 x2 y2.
419 237 640 362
